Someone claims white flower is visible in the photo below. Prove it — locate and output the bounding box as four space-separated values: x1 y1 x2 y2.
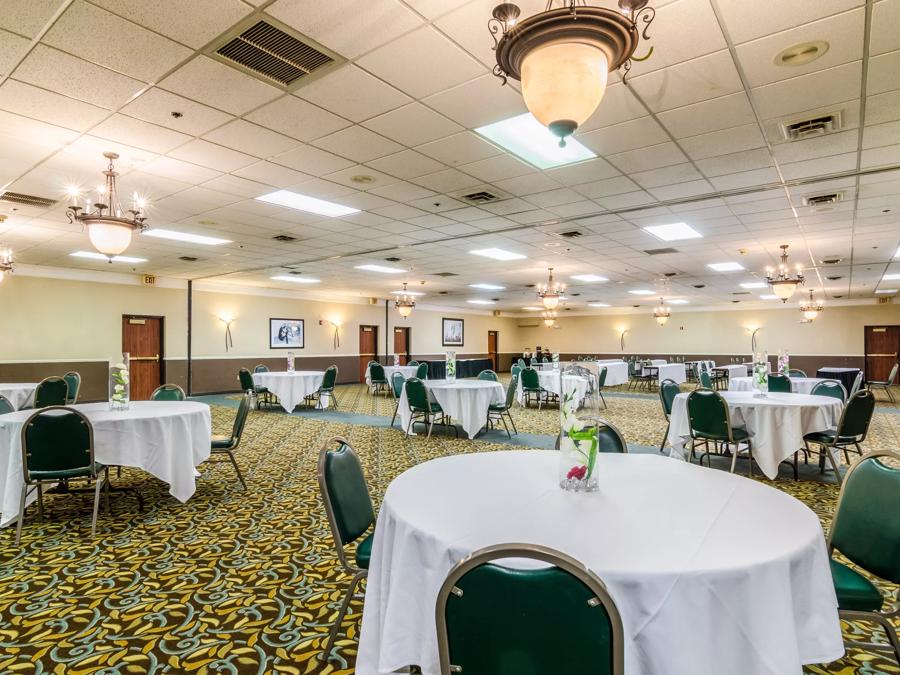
114 384 124 392
114 363 127 370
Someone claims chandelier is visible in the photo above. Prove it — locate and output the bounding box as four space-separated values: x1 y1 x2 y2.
653 297 670 326
542 310 557 327
66 152 147 259
537 267 565 309
799 289 824 321
0 243 12 283
489 0 656 146
394 282 416 318
766 244 804 302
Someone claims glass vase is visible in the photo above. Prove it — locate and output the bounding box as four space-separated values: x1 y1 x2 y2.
753 352 768 398
287 352 295 372
446 350 456 381
109 353 130 410
558 364 601 492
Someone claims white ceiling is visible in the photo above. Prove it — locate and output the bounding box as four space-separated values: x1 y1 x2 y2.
1 0 899 313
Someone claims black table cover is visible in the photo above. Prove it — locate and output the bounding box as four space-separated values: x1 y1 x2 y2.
426 358 494 379
816 367 860 391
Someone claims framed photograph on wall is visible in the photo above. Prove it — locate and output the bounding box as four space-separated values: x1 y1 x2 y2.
442 318 464 347
269 318 304 349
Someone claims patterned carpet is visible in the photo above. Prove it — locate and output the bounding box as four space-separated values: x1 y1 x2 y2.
1 379 899 674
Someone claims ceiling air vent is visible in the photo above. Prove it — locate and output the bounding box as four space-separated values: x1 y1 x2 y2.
558 230 583 238
432 272 458 277
460 190 500 204
643 247 678 256
210 18 343 91
179 256 199 262
780 111 843 141
273 234 297 242
384 256 402 262
802 192 843 208
0 191 57 208
819 256 843 265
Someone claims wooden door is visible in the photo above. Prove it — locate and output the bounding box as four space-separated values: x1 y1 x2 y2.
393 327 410 365
122 315 164 400
865 325 900 381
487 330 499 371
359 325 378 382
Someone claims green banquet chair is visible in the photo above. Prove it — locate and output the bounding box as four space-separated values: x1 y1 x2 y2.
239 367 272 410
306 365 339 409
510 363 521 380
317 437 375 662
407 360 419 367
554 419 627 454
33 377 68 409
404 377 454 438
416 362 429 379
698 370 713 390
477 370 498 382
787 368 807 377
520 367 543 409
150 384 186 401
63 371 81 404
488 374 518 438
866 363 898 403
368 363 389 396
389 371 406 427
16 406 109 545
206 392 251 490
827 450 900 664
253 364 269 373
803 390 876 478
767 373 791 393
0 395 14 415
850 371 864 398
811 380 846 402
658 378 680 452
435 543 624 675
597 366 608 410
687 389 761 475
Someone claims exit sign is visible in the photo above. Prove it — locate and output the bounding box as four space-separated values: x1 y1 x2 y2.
141 274 156 286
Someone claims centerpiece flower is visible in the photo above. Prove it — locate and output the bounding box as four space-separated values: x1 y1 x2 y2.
109 353 130 410
558 363 601 491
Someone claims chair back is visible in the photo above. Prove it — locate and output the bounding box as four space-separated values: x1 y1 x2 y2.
405 378 431 413
238 368 255 392
887 363 899 384
767 373 791 393
477 370 498 382
228 393 252 448
698 370 712 389
416 362 429 379
598 366 607 388
510 364 521 380
21 406 95 482
253 364 269 373
407 360 419 367
0 395 13 415
517 358 526 369
503 375 518 410
810 380 846 402
829 451 900 585
391 371 405 400
436 543 624 675
687 389 731 440
836 389 875 441
369 363 387 383
850 371 863 397
34 377 68 409
150 384 186 401
521 367 540 390
787 368 807 377
596 419 627 453
317 437 375 569
322 365 338 390
63 371 81 404
659 378 680 417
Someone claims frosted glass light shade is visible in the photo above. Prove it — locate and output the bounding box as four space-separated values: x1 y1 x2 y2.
803 309 819 320
88 222 134 256
397 303 413 318
542 294 560 310
521 41 609 137
772 282 798 300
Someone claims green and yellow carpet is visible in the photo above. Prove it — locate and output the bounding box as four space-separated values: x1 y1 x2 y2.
1 381 899 674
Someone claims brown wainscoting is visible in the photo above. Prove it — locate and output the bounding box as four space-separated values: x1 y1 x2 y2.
185 356 362 394
560 353 865 376
0 361 109 402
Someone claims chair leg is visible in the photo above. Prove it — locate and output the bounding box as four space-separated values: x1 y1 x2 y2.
599 390 607 409
499 412 511 439
36 483 44 522
91 475 104 536
390 401 399 427
15 485 31 546
729 444 739 473
888 387 896 404
507 410 518 435
825 445 843 483
871 612 900 664
659 422 670 453
224 450 247 490
322 570 367 661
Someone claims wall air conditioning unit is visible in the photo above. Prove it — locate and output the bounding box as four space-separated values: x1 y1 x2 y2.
517 321 541 328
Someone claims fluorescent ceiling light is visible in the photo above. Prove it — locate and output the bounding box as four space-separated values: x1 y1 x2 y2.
882 273 900 280
571 274 608 282
70 251 146 263
256 190 360 217
707 262 745 272
643 222 702 241
740 282 767 289
474 113 596 170
467 299 496 305
270 275 321 284
392 289 425 296
629 289 655 295
759 294 779 300
667 299 689 305
875 289 898 294
896 246 900 258
355 264 405 274
588 302 611 307
469 248 526 261
521 306 543 311
469 283 506 290
144 229 231 245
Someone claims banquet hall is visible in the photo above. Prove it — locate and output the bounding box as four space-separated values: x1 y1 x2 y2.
2 0 900 673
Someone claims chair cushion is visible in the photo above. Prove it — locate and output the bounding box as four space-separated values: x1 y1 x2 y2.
354 531 374 569
731 426 751 442
211 434 232 449
803 429 859 445
830 559 884 612
430 402 443 413
30 462 104 481
254 386 269 394
488 403 507 411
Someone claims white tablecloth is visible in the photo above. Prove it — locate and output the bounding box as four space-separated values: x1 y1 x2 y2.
644 362 687 384
366 365 418 386
0 401 211 526
252 371 326 412
357 451 842 675
517 371 588 406
596 361 629 386
397 379 503 439
596 359 625 364
667 391 843 478
0 383 38 410
729 376 830 395
715 364 748 379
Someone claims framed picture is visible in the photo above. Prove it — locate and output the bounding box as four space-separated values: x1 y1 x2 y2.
269 318 304 349
442 318 464 346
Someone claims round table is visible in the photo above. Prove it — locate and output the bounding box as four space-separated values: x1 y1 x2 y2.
356 451 843 675
667 391 843 478
0 383 38 410
251 371 326 412
729 376 830 395
366 365 418 387
397 379 504 439
517 370 589 406
0 401 212 526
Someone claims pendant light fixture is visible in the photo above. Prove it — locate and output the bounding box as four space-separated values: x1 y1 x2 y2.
653 297 670 326
0 243 12 283
542 310 557 327
537 267 565 309
766 244 805 302
799 289 824 321
65 152 148 260
488 0 656 146
394 282 416 318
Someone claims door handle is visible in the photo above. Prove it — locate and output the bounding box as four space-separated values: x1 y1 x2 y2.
130 354 160 362
867 353 898 357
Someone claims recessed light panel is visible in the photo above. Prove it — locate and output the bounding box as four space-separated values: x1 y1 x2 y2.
474 113 596 170
467 299 496 305
521 306 542 311
643 223 702 241
882 273 900 281
144 229 231 245
875 289 898 294
759 294 779 300
270 275 321 284
391 289 425 296
707 262 745 272
70 251 147 263
571 274 608 282
740 282 767 289
588 302 611 307
469 283 506 290
628 289 655 295
469 248 526 261
667 299 689 305
355 264 406 274
257 190 360 217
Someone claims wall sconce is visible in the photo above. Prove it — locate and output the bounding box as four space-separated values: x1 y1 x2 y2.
323 318 342 349
219 316 235 351
747 327 761 354
619 328 629 352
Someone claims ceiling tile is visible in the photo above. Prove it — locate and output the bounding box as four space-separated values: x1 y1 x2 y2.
362 103 463 146
368 180 436 202
323 165 397 189
0 29 29 76
870 0 900 56
544 158 620 185
656 92 757 138
416 131 501 165
579 83 649 132
245 95 351 141
92 113 192 154
458 154 534 182
0 0 62 38
367 149 446 179
866 49 900 96
0 79 108 132
716 0 862 45
203 119 300 158
120 88 233 135
232 160 311 187
630 50 743 113
294 65 411 122
142 155 222 183
752 61 862 119
422 74 527 128
158 56 281 116
630 163 704 189
311 125 404 163
578 117 670 156
272 144 356 175
606 142 688 174
695 148 774 177
409 168 482 192
680 123 766 160
169 139 257 172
